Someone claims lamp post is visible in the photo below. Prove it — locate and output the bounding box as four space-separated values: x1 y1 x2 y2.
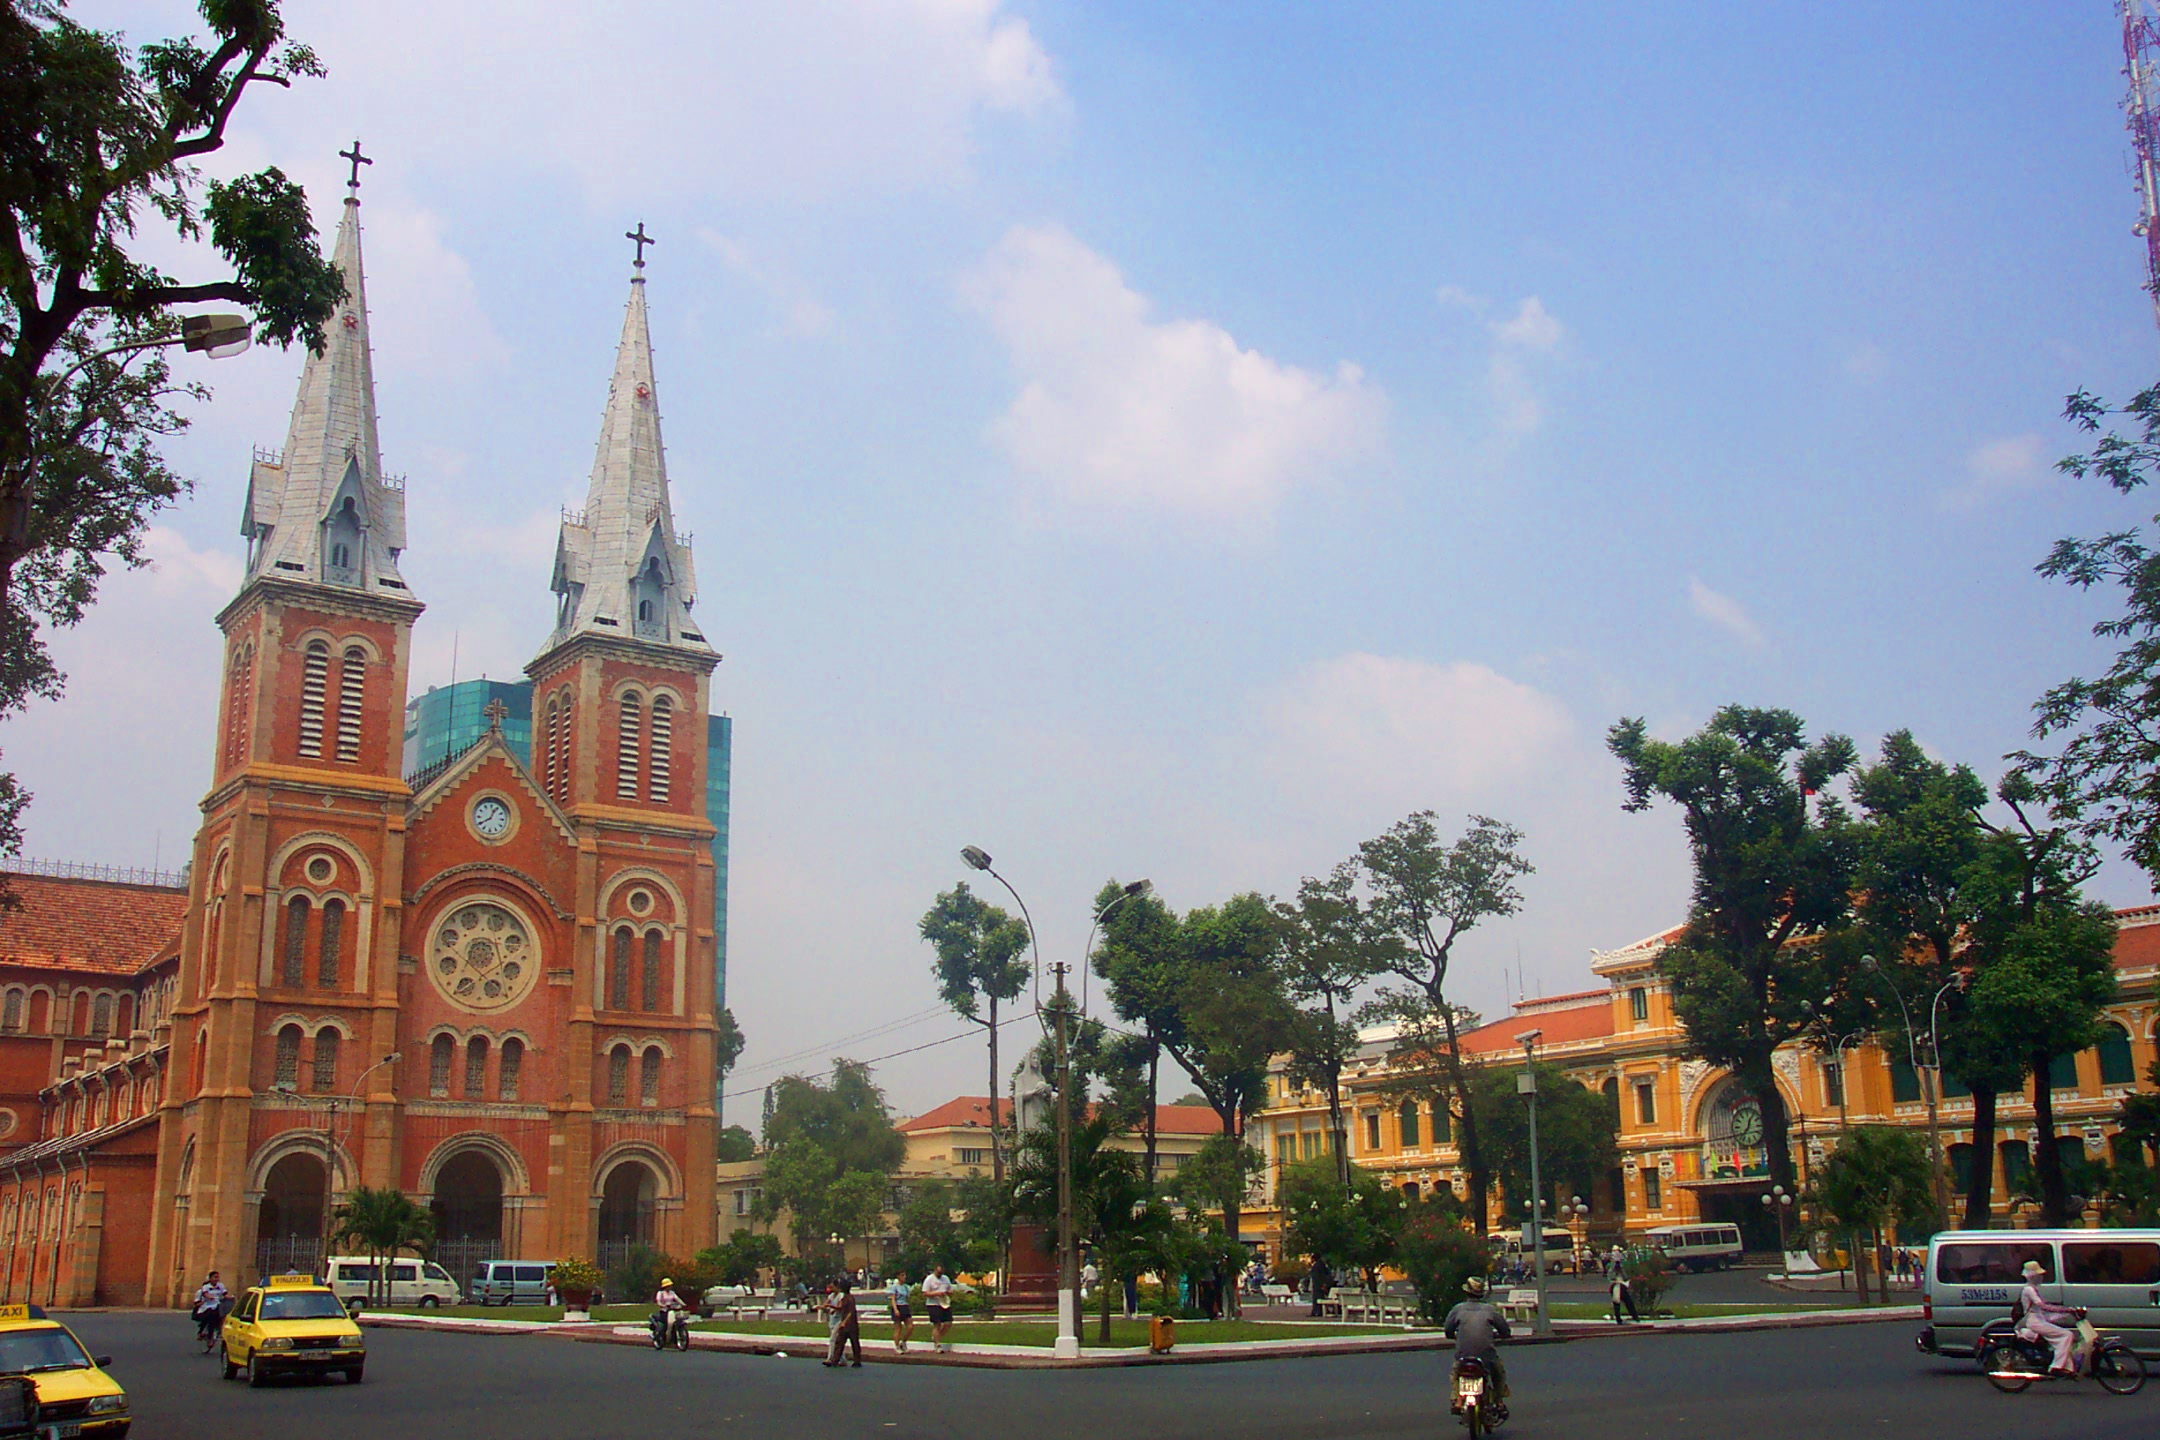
963 845 1085 1360
1565 1194 1590 1270
1760 1184 1795 1261
281 1050 400 1278
1515 1029 1551 1337
1862 956 1950 1220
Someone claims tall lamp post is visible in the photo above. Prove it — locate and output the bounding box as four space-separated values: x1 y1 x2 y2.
275 1049 399 1278
1515 1029 1551 1337
1760 1184 1795 1262
1861 957 1951 1220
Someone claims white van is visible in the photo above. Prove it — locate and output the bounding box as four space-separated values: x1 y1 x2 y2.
325 1255 463 1309
1646 1223 1745 1272
1920 1228 2160 1360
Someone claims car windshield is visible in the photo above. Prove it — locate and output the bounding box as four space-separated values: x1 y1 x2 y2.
0 1328 90 1374
259 1291 348 1321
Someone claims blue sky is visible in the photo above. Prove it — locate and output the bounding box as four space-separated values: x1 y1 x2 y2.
11 1 2159 1114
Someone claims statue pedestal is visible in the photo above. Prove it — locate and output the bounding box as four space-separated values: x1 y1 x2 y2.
1000 1222 1057 1307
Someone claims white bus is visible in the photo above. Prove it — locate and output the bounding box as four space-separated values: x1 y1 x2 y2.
1646 1223 1744 1272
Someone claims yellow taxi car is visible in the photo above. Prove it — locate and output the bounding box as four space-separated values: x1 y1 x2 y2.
220 1275 366 1386
0 1302 129 1437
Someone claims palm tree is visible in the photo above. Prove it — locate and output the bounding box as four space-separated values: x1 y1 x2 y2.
332 1187 436 1308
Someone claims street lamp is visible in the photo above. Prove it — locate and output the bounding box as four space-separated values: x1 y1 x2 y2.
1760 1184 1795 1262
1861 956 1950 1219
963 845 1085 1360
279 1050 401 1277
1515 1029 1551 1337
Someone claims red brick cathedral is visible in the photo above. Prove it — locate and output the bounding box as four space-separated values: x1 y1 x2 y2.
0 177 723 1306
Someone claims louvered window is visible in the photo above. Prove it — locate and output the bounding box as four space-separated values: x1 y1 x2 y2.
281 897 310 987
89 994 112 1037
318 898 344 988
649 696 672 802
429 1035 453 1098
616 693 642 798
298 641 329 758
335 647 366 762
543 694 562 797
499 1039 523 1101
610 928 632 1010
642 929 664 1012
608 1047 629 1105
225 646 253 766
312 1029 339 1092
465 1036 488 1097
641 1047 662 1107
274 1026 303 1088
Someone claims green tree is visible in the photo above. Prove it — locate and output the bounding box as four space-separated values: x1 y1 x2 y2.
1465 1060 1618 1217
893 1178 1001 1284
756 1060 905 1259
1357 811 1534 1234
699 1231 783 1286
1805 1127 1938 1304
1278 1157 1407 1291
1275 864 1400 1186
1394 1199 1486 1323
1 0 347 877
1609 706 1858 1193
1009 1111 1162 1341
2013 384 2160 881
715 1124 756 1163
330 1186 434 1308
2117 1060 2160 1168
920 882 1031 1184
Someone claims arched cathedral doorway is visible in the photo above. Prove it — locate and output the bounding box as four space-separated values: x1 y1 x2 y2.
430 1150 505 1286
597 1161 657 1271
256 1152 326 1279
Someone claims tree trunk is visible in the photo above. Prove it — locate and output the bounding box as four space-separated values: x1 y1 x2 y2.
1851 1231 1870 1304
986 998 1003 1186
1748 1057 1798 1192
1143 1043 1160 1184
2031 1051 2070 1227
1324 992 1352 1188
1961 1086 1998 1231
1434 1003 1488 1234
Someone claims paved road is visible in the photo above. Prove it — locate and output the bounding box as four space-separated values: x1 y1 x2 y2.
64 1310 2152 1440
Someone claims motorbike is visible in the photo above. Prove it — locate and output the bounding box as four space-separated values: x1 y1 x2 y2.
649 1308 691 1351
1449 1354 1507 1435
1978 1311 2146 1395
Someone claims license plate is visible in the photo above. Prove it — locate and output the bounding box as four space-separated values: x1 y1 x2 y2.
1460 1380 1483 1398
42 1424 81 1440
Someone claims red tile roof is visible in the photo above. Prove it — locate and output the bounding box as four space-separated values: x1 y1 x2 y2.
899 1096 1224 1137
1455 998 1614 1056
0 873 187 977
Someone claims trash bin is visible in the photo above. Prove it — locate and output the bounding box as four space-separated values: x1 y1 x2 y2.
1148 1314 1175 1353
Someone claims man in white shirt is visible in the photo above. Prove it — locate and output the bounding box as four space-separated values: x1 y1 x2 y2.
922 1264 955 1353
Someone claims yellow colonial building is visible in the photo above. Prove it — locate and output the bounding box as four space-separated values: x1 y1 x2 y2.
1245 907 2160 1257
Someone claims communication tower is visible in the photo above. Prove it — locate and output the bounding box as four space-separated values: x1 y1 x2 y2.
2123 1 2160 328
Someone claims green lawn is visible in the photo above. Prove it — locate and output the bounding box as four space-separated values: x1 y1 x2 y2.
687 1317 1407 1347
372 1304 650 1323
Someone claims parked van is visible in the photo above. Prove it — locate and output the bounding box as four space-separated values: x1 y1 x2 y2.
472 1260 558 1306
325 1255 463 1309
1488 1227 1579 1273
1920 1229 2160 1360
1645 1223 1745 1272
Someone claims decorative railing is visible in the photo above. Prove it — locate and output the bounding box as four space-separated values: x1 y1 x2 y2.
252 446 284 466
404 734 489 791
3 856 187 888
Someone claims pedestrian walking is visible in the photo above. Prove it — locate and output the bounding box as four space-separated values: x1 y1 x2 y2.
1081 1259 1098 1303
824 1278 863 1367
923 1264 955 1353
1609 1269 1640 1324
887 1271 914 1354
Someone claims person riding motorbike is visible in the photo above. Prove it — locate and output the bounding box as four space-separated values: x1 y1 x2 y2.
653 1277 689 1345
1444 1274 1513 1416
2014 1259 2081 1377
191 1272 229 1343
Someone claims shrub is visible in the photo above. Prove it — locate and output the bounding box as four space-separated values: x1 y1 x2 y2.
551 1256 603 1301
1395 1208 1487 1323
606 1246 675 1306
1621 1250 1675 1313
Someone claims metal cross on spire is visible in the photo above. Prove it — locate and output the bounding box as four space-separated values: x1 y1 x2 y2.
626 221 655 271
482 698 509 733
339 140 373 191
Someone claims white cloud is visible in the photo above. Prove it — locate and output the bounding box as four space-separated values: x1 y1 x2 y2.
963 225 1386 523
358 201 510 381
1687 576 1766 649
698 230 837 339
1493 296 1564 352
1437 287 1569 436
1941 433 2052 511
1263 652 1573 804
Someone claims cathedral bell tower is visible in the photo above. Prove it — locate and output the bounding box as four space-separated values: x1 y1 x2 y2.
149 145 423 1301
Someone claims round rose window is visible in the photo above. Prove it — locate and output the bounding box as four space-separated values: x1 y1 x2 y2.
429 901 538 1012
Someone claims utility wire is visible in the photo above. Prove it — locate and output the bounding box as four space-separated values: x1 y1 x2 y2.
722 1007 1044 1103
728 1001 954 1079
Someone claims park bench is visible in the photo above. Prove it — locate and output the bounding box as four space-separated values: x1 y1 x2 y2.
1499 1288 1540 1324
1258 1284 1295 1305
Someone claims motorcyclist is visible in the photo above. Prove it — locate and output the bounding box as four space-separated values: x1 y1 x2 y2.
2015 1258 2080 1377
653 1276 689 1344
1443 1275 1513 1416
191 1272 229 1341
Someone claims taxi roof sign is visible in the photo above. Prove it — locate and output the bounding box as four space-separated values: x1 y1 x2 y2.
0 1305 44 1323
267 1273 321 1289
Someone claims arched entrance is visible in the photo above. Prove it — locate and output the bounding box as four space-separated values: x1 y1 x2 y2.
430 1150 505 1284
256 1152 326 1278
597 1161 656 1270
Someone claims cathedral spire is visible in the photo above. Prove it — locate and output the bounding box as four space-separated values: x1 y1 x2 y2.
543 234 709 657
240 143 411 598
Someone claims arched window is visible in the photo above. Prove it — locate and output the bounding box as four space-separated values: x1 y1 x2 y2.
281 895 310 988
616 692 643 799
335 647 366 763
89 994 112 1037
1948 1142 1978 1195
298 640 330 758
641 1047 662 1107
429 1035 453 1098
1399 1099 1421 1150
318 898 345 989
551 688 574 801
610 928 633 1011
499 1038 523 1102
641 929 664 1012
465 1036 489 1097
608 1046 630 1105
274 1025 303 1089
325 496 362 585
648 695 672 803
312 1029 340 1092
2097 1022 2136 1086
542 693 562 797
0 988 21 1033
224 644 254 767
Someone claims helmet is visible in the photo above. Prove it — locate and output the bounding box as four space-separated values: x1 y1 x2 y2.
1464 1275 1488 1297
661 1277 675 1288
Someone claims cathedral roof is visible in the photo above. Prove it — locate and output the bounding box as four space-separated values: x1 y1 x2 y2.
542 256 712 661
0 872 187 977
240 176 413 599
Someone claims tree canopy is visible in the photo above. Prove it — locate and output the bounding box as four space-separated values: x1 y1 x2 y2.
920 880 1031 1181
1466 1061 1618 1215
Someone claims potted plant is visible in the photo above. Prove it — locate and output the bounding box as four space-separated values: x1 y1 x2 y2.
553 1256 604 1321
